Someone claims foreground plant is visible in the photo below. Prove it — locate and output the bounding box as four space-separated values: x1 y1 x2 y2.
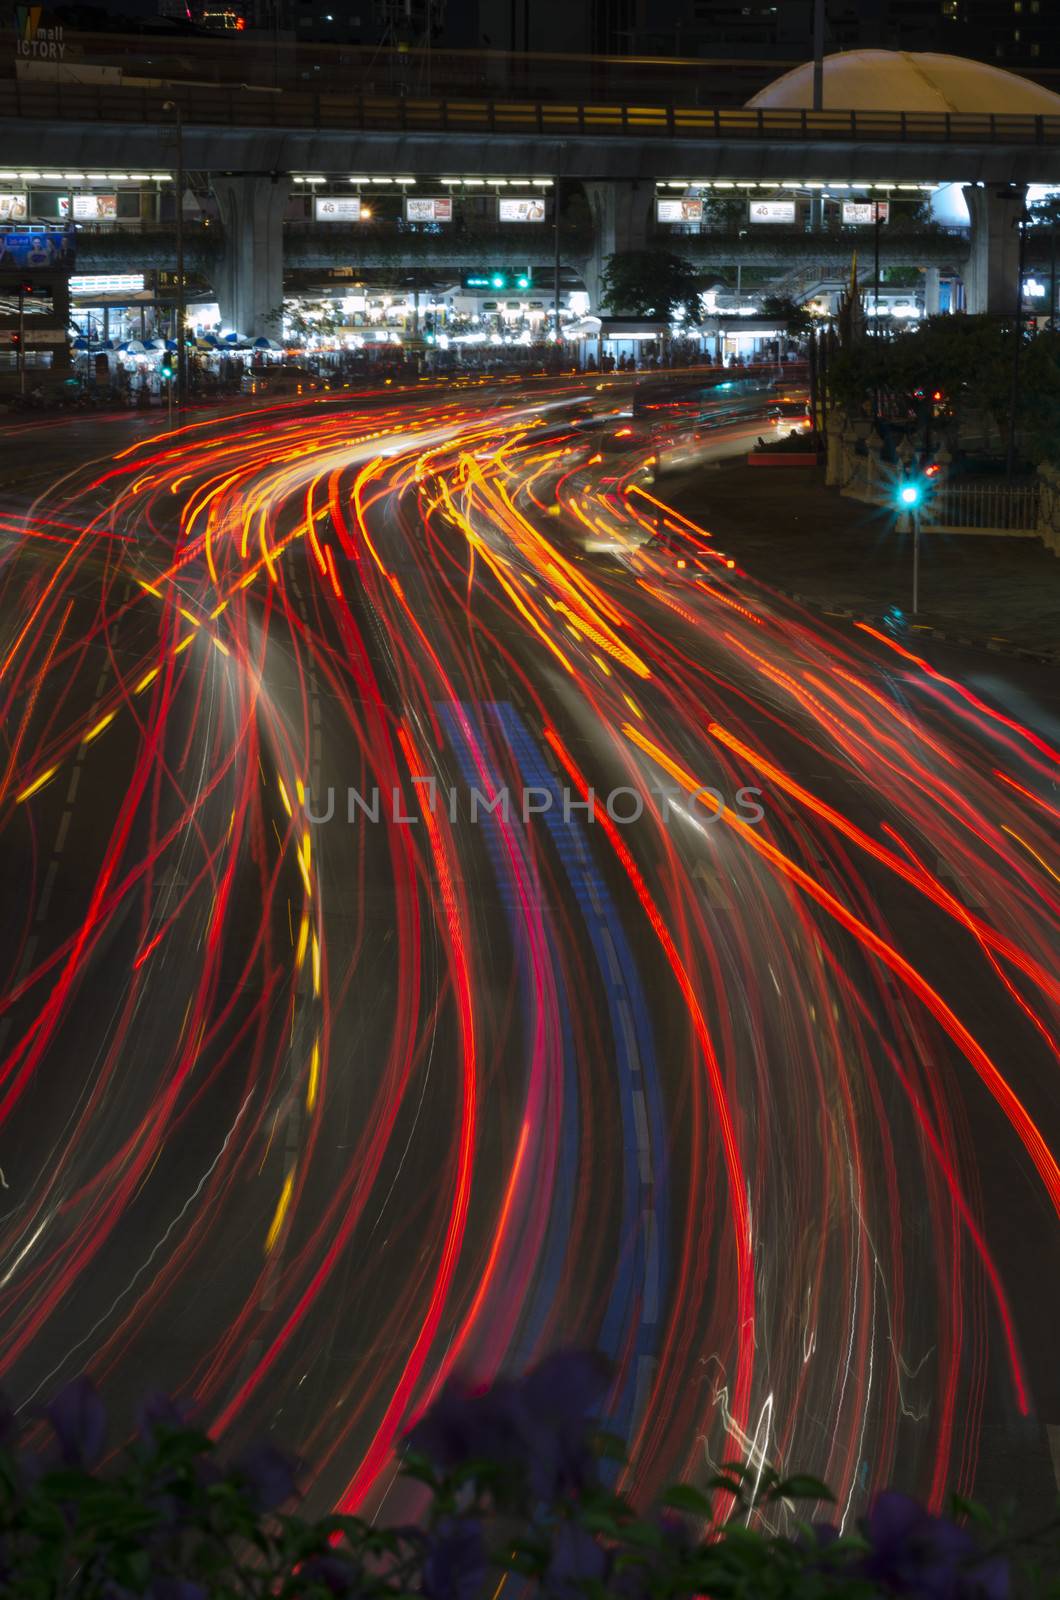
0 1355 1055 1598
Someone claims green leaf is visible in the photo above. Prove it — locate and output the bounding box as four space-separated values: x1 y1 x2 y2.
772 1474 834 1502
660 1485 714 1518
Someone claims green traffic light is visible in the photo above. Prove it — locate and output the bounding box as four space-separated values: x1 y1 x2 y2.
899 483 921 507
490 273 505 289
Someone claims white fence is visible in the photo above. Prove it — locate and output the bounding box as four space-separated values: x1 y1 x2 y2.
923 482 1041 535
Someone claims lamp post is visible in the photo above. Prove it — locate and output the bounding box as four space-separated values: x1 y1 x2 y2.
1004 192 1027 482
163 99 186 415
898 479 922 615
553 168 562 361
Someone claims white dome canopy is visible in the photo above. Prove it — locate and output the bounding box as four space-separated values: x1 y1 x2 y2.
748 50 1060 115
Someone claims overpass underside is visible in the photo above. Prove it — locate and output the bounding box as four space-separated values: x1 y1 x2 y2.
3 80 1057 331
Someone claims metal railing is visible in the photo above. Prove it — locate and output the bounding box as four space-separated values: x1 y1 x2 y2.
924 481 1041 532
3 80 1060 144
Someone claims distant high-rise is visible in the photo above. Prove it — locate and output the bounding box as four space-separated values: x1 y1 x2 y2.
587 0 1055 71
202 0 1056 71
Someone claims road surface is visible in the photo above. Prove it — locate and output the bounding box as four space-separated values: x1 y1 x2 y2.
0 377 1056 1524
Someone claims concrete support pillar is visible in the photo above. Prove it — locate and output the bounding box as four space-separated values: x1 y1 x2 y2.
923 265 941 317
962 184 1025 315
51 274 71 370
212 175 287 337
580 180 653 315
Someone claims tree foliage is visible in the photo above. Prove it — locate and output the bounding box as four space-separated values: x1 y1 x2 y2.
2 1360 1058 1598
600 252 703 322
759 295 814 338
827 315 1060 464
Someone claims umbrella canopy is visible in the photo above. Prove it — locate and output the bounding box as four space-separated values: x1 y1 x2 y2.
72 336 91 350
222 331 242 344
254 337 283 351
146 338 167 351
121 339 148 355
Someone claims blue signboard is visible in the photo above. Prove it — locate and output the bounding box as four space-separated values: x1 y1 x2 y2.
0 229 76 269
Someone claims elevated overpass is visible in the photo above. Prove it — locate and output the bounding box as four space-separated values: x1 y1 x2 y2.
3 73 1058 333
70 219 972 279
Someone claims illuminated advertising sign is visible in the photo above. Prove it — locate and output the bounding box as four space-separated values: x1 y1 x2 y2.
656 197 703 223
0 193 28 221
405 196 452 222
70 272 146 296
70 193 117 220
0 228 75 266
842 200 890 225
499 197 546 222
749 199 796 223
314 196 362 221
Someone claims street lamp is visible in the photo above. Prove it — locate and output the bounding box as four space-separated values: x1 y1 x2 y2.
162 99 186 415
897 478 923 615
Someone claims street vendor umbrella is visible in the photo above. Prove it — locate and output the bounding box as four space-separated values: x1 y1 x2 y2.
121 339 148 355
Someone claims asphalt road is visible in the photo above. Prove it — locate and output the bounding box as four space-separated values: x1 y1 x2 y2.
0 379 1057 1527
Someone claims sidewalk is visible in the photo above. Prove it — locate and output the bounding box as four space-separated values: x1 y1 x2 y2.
664 462 1059 662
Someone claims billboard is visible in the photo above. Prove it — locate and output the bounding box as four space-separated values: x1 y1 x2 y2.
314 196 362 221
749 199 796 224
842 200 890 225
656 197 703 223
0 193 28 221
69 193 117 220
0 229 76 267
70 272 146 296
499 196 546 222
406 196 452 222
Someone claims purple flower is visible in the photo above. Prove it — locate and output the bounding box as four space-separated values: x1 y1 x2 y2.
408 1376 529 1473
44 1376 107 1468
409 1349 610 1508
516 1351 609 1501
137 1392 188 1442
233 1441 299 1510
422 1517 485 1600
859 1492 1009 1600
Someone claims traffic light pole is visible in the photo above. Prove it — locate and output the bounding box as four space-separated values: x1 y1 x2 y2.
912 506 920 616
164 99 187 416
553 168 562 360
17 285 25 395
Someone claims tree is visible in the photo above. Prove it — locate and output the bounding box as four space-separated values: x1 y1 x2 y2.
759 294 813 338
825 313 1060 464
600 250 703 322
701 193 746 231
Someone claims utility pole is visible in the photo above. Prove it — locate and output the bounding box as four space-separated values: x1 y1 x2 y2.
1006 201 1027 481
17 282 26 395
164 100 187 415
553 167 562 362
812 0 824 112
811 0 824 231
